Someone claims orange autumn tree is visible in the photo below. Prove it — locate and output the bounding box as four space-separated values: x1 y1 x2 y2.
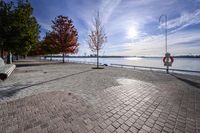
50 15 79 63
28 41 45 56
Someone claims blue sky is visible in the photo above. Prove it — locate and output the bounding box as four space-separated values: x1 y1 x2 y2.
29 0 200 56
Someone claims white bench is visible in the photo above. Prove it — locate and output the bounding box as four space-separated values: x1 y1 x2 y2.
0 58 16 80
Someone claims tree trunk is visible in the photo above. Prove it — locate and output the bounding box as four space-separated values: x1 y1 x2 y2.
62 53 65 63
97 49 99 68
16 55 19 60
12 55 14 62
1 47 3 58
0 42 3 58
7 51 12 64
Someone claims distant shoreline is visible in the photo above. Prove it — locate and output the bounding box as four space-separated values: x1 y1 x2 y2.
43 55 200 58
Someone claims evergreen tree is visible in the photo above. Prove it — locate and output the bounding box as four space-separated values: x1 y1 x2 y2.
0 1 14 59
12 0 40 57
0 0 40 63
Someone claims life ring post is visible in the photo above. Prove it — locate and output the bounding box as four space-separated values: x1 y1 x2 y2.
163 53 174 74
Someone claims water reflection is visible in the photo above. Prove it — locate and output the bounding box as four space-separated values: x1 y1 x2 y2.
46 57 200 72
125 57 142 61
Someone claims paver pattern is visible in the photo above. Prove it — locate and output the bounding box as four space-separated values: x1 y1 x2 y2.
0 91 91 133
0 61 200 133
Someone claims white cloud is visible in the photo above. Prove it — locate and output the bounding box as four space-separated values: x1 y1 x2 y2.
99 0 122 25
159 9 200 33
105 30 200 56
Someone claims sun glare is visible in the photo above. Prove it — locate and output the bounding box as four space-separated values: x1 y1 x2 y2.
126 26 138 39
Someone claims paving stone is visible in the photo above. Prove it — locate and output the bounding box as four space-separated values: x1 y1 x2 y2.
112 121 121 129
125 120 133 127
102 129 111 133
163 126 173 133
120 123 129 131
142 125 151 132
153 124 163 131
115 127 125 133
145 121 154 128
121 115 128 121
0 62 200 132
113 114 121 119
105 119 112 126
117 118 125 124
93 125 102 133
133 122 143 130
138 129 149 133
129 126 139 133
150 127 161 133
107 125 116 132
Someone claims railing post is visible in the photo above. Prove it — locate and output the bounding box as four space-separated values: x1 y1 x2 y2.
167 66 169 74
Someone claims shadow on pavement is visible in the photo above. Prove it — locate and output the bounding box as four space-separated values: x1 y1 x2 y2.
15 62 63 67
170 74 200 89
0 69 93 99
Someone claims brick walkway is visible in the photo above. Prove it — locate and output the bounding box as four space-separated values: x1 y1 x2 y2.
0 78 200 133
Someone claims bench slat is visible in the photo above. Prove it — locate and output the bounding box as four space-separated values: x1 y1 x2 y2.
0 63 16 80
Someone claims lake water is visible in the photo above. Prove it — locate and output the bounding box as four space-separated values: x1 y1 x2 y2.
46 57 200 76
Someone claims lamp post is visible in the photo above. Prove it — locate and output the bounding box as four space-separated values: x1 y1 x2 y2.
159 15 168 53
159 14 169 73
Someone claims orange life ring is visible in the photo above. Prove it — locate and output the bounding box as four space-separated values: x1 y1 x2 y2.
163 56 174 63
163 57 166 63
170 56 174 63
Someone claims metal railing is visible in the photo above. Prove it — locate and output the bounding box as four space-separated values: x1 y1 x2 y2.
68 60 97 65
110 63 200 74
41 57 200 75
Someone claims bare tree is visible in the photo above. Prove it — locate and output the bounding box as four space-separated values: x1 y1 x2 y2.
88 12 107 68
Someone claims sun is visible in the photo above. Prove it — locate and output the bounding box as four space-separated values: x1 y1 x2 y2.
126 26 138 39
